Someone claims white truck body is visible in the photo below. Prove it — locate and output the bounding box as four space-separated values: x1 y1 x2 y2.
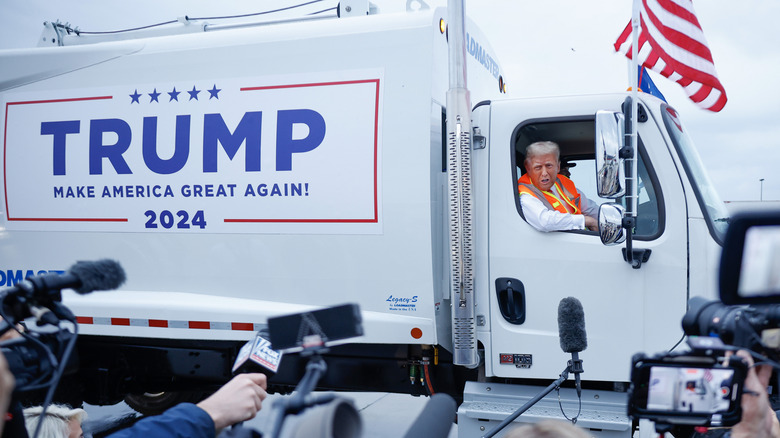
0 2 728 435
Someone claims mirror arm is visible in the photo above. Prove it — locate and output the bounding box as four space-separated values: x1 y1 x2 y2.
622 218 638 268
621 217 652 268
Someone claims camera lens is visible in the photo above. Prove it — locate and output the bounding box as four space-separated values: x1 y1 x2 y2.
682 297 740 344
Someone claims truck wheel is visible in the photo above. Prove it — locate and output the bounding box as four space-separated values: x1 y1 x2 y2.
124 391 208 416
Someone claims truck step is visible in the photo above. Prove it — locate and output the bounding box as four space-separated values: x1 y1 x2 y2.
457 381 631 437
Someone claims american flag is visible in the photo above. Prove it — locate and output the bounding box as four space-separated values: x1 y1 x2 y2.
614 0 727 112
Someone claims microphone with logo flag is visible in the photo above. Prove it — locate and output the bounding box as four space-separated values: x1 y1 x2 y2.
232 330 283 377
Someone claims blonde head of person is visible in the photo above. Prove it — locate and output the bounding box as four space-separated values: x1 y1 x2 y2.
506 419 592 438
24 404 86 438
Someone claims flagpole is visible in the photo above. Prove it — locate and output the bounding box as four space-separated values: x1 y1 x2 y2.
629 0 639 220
620 0 640 268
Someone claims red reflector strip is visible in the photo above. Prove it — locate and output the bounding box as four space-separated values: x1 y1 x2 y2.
232 322 254 331
76 316 262 332
189 321 210 330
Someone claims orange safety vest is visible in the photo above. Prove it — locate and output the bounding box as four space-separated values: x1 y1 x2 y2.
517 173 582 214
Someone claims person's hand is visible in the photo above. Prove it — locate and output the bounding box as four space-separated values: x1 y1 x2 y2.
0 351 15 435
0 329 21 342
0 316 23 342
196 373 268 432
584 215 598 232
729 350 780 438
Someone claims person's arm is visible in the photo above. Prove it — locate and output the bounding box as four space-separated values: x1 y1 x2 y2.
583 215 598 232
108 373 268 438
577 189 600 219
730 350 780 438
520 194 586 232
197 373 267 433
108 403 216 438
577 189 600 232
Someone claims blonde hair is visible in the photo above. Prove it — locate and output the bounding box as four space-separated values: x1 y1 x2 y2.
525 141 561 163
24 404 86 438
505 420 591 438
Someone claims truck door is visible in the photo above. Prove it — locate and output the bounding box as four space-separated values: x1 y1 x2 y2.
482 97 689 383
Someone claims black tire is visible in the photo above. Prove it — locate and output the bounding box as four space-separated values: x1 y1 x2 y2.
124 391 208 416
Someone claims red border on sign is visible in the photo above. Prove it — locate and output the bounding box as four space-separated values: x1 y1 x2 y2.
4 95 129 222
227 79 380 224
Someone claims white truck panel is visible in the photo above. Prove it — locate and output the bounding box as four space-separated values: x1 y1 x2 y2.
0 8 503 347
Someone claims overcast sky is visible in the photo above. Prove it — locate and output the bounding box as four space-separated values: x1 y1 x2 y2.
1 0 778 203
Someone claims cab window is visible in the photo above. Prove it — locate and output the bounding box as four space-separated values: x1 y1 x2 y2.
513 118 664 239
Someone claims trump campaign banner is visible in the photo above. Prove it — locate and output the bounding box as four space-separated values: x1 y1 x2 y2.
1 70 383 234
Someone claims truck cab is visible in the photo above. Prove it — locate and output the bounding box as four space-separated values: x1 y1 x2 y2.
458 93 727 435
476 93 727 382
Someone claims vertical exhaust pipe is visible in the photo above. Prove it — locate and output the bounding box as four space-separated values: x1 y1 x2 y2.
446 0 478 368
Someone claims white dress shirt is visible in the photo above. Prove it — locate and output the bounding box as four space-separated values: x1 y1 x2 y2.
520 184 599 232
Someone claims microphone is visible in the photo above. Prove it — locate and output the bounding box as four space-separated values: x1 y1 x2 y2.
402 393 457 438
558 297 587 398
22 259 126 296
0 259 125 326
232 330 282 377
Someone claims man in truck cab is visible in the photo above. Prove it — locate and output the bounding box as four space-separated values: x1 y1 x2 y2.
518 141 599 232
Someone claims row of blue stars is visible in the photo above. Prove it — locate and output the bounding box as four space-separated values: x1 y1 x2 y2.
129 85 222 104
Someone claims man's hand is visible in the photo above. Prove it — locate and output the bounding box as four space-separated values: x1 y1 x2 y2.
0 316 23 342
584 215 598 232
197 373 268 432
730 350 780 438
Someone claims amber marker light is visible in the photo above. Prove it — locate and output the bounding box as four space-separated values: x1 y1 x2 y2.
439 18 446 34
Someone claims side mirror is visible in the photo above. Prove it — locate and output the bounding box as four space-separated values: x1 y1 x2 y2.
599 203 626 246
719 211 780 305
595 110 626 199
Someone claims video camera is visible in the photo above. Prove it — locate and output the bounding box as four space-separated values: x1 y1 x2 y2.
0 260 125 393
628 337 748 428
0 328 78 393
628 211 780 431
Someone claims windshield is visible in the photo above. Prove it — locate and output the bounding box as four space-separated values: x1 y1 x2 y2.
662 105 729 244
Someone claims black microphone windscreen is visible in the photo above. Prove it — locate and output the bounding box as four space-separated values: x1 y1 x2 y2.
69 259 126 294
558 296 587 353
402 393 456 438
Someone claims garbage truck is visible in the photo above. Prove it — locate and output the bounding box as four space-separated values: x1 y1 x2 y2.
0 0 729 435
